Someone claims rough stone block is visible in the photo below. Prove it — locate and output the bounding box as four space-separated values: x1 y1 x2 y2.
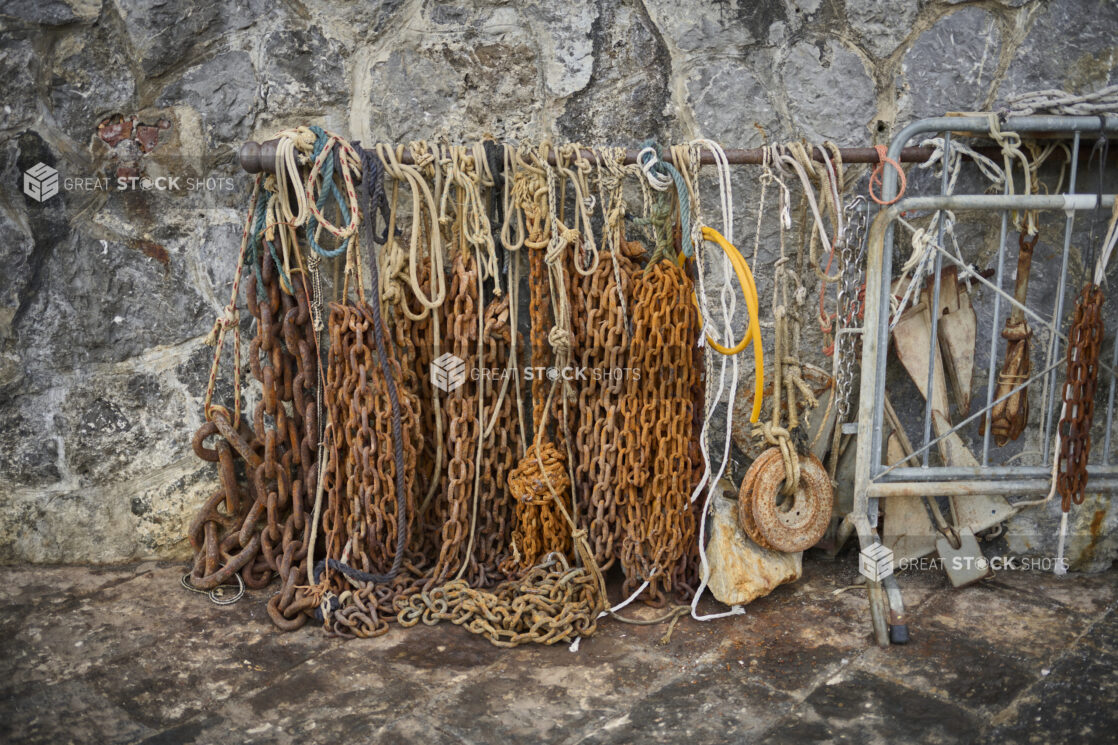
704 493 803 606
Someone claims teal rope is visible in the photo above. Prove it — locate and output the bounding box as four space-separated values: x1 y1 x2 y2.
638 140 692 257
305 125 352 259
244 177 293 294
265 238 293 294
246 192 268 291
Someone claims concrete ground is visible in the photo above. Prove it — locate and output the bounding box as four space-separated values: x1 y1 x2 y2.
1 553 1115 745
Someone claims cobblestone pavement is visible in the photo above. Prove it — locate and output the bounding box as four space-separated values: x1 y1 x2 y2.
1 554 1115 744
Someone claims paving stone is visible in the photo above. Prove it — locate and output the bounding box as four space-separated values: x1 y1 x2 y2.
984 568 1118 618
0 563 154 605
855 625 1036 716
1077 605 1118 654
0 564 322 696
173 651 439 745
359 621 509 673
377 626 682 744
578 663 797 745
915 580 1096 665
780 669 983 745
976 639 1118 745
712 584 871 694
2 562 1116 744
0 678 156 745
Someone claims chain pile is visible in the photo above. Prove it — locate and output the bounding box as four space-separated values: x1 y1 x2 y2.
397 546 605 647
317 299 422 627
189 230 321 629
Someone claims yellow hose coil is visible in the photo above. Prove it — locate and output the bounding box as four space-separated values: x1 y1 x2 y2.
680 226 764 422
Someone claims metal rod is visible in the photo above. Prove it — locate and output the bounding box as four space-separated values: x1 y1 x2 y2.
238 140 948 173
884 194 1115 212
921 131 951 468
1043 131 1081 465
869 208 894 483
236 130 1116 175
879 464 1118 482
867 477 1118 499
1104 323 1118 464
979 203 1015 460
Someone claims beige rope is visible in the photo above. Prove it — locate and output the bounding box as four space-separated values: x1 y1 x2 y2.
377 142 447 313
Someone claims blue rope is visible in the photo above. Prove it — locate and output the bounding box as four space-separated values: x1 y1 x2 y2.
638 140 692 257
304 125 352 258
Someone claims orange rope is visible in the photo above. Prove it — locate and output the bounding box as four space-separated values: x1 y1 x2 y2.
869 144 906 206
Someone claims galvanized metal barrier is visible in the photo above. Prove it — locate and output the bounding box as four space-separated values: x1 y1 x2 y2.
851 115 1118 645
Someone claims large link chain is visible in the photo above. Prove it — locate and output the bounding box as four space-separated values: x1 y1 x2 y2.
190 245 319 630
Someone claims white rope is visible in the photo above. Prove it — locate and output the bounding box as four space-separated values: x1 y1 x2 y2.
887 135 1008 327
597 573 655 619
687 137 745 622
1004 85 1118 117
636 146 673 191
1054 511 1069 576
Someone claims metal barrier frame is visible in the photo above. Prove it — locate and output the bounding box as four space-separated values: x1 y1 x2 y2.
851 115 1118 646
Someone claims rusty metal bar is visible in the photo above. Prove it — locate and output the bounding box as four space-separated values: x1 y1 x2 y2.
238 136 1116 175
237 139 946 174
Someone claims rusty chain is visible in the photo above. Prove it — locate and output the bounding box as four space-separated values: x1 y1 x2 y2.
618 259 700 604
1056 283 1105 512
574 239 642 569
397 543 605 648
316 299 422 627
189 236 319 630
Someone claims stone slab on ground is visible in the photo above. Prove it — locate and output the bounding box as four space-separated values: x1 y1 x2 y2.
1 553 1115 745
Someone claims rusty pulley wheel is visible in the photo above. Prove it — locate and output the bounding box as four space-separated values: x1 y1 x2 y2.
737 448 780 550
739 449 833 552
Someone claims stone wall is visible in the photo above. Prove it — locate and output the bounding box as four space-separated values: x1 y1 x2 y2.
0 0 1114 564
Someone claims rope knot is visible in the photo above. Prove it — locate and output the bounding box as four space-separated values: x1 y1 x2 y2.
204 306 238 346
548 326 572 354
545 232 576 265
